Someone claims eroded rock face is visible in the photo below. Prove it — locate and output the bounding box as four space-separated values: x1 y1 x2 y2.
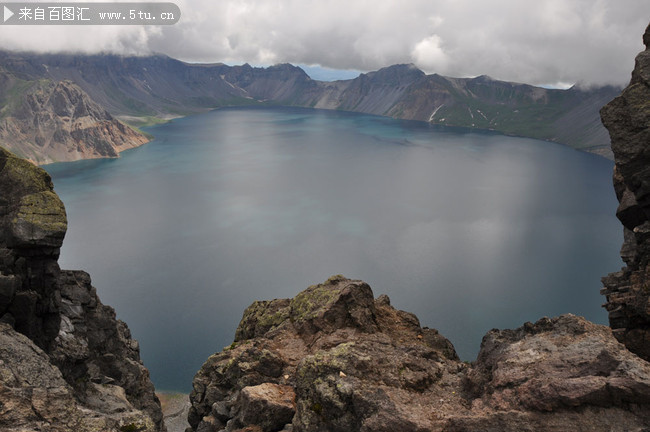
600 23 650 360
0 78 149 164
189 276 650 432
467 315 650 412
188 275 461 432
0 147 164 431
0 322 156 432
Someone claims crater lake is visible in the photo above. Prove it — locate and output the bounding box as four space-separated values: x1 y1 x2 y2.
44 107 622 392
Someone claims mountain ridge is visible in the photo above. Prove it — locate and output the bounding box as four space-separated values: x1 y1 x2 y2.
0 60 150 164
0 22 648 432
0 50 620 162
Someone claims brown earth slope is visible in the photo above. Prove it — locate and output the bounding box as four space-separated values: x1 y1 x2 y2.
0 74 148 164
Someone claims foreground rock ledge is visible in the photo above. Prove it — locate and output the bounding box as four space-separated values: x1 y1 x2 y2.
188 275 650 432
0 147 164 431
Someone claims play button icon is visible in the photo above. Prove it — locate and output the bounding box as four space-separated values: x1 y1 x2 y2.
4 6 14 22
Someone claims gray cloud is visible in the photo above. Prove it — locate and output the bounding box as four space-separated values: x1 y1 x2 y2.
0 0 648 86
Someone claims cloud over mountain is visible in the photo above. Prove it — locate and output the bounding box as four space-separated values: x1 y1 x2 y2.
0 0 648 86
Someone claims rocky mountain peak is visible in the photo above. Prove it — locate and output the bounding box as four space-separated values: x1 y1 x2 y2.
188 274 650 432
366 63 425 86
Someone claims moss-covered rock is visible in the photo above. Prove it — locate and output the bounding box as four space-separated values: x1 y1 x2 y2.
288 275 378 338
0 147 66 249
0 148 164 431
234 299 291 342
189 276 462 432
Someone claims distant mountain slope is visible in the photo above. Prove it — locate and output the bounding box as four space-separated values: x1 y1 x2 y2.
0 51 620 159
0 52 317 117
0 65 149 164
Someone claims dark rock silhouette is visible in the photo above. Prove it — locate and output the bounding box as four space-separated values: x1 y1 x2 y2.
601 22 650 361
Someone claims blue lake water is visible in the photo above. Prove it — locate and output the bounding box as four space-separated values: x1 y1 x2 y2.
44 107 622 392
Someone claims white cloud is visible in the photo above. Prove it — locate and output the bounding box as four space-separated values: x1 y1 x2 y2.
411 35 450 74
0 0 647 86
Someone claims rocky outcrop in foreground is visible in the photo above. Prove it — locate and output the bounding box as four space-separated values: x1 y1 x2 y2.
0 76 149 164
187 24 650 432
0 147 164 431
600 23 650 360
188 275 650 432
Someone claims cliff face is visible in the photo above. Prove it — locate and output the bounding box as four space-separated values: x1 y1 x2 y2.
601 23 650 360
188 276 650 432
0 147 164 431
0 75 149 164
312 66 616 156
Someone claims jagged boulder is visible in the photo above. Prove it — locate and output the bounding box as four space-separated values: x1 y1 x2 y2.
600 22 650 360
0 322 83 432
470 315 650 410
0 322 156 431
188 275 461 432
189 276 650 432
0 147 165 431
444 319 650 432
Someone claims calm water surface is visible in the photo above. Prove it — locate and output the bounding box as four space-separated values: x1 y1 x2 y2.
45 107 622 391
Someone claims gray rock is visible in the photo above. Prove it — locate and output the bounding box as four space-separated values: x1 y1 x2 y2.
600 22 650 361
466 315 650 411
0 147 164 430
188 275 464 432
189 275 650 432
0 322 156 432
234 383 295 432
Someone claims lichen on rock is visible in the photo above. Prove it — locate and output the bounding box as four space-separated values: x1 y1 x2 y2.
0 146 165 431
0 147 66 249
189 273 650 431
188 275 465 432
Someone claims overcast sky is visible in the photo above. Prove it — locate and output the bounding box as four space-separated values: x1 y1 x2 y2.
1 0 648 87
